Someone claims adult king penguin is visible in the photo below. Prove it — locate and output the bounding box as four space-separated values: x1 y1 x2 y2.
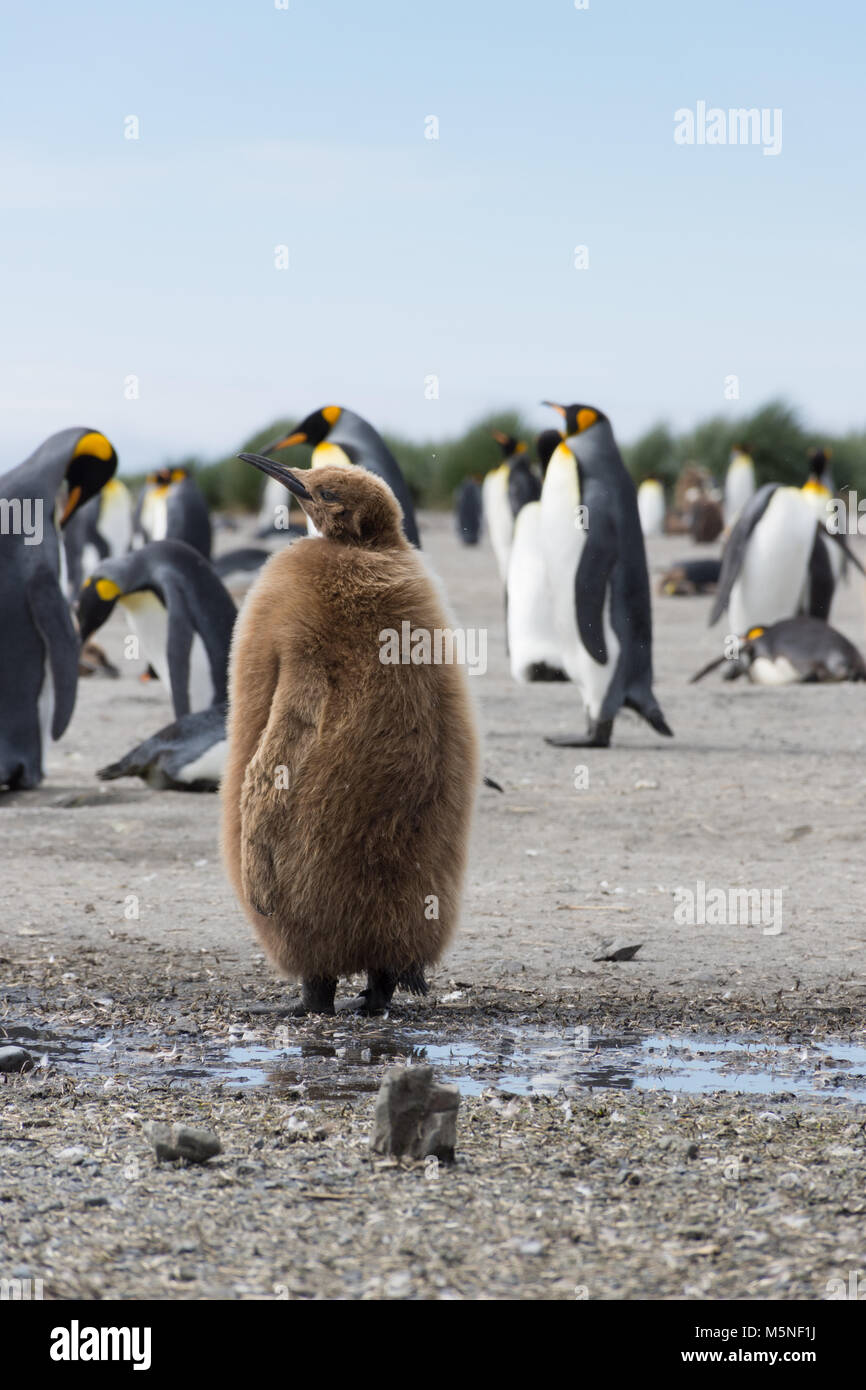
0 428 117 789
222 451 479 1015
709 483 862 636
482 432 529 581
76 540 236 717
506 431 568 682
133 467 211 558
539 402 673 747
723 445 755 526
264 406 420 548
691 617 866 685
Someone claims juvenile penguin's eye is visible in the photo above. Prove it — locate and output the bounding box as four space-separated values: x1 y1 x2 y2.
318 489 340 502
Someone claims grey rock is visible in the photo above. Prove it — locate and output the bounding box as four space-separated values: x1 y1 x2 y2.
144 1121 222 1164
372 1064 459 1162
0 1046 34 1073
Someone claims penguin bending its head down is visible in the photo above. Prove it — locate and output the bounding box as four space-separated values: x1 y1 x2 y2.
0 428 117 789
265 406 420 548
539 402 673 747
76 540 236 718
690 616 866 685
222 452 480 1016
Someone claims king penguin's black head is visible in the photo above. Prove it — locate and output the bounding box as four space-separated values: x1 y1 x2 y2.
535 429 564 473
491 431 526 460
61 430 118 526
77 573 123 642
541 403 608 437
266 406 343 453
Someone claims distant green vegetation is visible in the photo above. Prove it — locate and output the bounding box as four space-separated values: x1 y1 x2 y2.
127 400 866 511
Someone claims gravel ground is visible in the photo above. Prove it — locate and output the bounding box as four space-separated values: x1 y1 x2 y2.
1 511 865 1300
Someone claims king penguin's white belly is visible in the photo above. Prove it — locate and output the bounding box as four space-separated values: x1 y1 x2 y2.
637 481 665 537
725 458 756 525
188 634 215 711
540 444 619 720
120 594 214 712
506 502 564 681
99 480 133 556
748 656 800 685
729 489 816 634
177 738 226 784
482 466 513 582
120 593 171 687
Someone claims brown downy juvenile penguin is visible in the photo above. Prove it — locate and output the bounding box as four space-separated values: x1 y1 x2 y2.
221 454 480 1015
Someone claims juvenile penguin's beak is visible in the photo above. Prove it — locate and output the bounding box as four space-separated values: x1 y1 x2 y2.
237 452 313 500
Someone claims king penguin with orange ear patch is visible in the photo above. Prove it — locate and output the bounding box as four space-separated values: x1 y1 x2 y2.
540 403 672 748
221 453 480 1016
0 428 117 789
265 405 420 548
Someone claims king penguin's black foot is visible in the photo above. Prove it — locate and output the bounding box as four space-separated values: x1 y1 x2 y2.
545 719 613 749
337 969 397 1016
288 976 338 1017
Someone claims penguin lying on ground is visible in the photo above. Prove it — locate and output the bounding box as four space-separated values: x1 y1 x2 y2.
709 483 863 635
658 558 722 596
690 616 866 685
222 452 479 1016
454 477 483 544
63 476 133 595
133 467 212 558
539 403 673 747
506 431 568 682
99 703 227 790
0 428 117 789
264 406 420 548
76 540 236 717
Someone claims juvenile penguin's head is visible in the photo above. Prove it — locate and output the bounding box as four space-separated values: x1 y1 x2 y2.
542 402 608 437
77 573 124 641
239 454 406 549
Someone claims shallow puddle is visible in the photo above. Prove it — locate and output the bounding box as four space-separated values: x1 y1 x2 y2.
7 1016 866 1103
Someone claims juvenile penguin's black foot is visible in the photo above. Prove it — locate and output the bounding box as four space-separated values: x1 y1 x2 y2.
288 976 338 1017
545 719 613 749
337 969 398 1016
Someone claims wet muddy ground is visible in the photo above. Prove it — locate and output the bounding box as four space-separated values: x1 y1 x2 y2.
2 514 865 1299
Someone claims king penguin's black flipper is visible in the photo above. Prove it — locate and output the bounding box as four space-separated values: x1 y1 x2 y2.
574 514 617 665
27 569 79 739
710 484 778 626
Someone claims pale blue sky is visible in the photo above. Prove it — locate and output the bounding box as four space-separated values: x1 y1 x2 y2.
1 0 863 472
